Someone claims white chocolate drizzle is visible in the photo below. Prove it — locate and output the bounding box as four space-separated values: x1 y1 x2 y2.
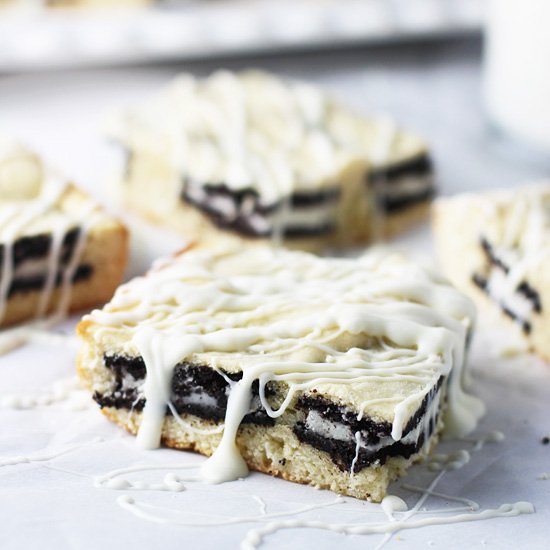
489 184 550 274
401 484 479 511
0 439 100 468
95 464 192 492
0 173 67 322
0 375 91 411
88 429 532 549
242 501 533 549
117 492 343 528
4 427 520 548
85 245 485 485
460 430 504 451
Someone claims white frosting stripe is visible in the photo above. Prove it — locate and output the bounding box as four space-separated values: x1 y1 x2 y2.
0 175 68 323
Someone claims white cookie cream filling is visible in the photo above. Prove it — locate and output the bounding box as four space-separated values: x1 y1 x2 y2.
184 178 339 234
85 245 484 485
304 410 355 442
378 175 434 200
256 202 337 234
180 391 218 409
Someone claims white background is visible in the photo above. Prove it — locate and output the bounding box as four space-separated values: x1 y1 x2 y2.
0 38 549 549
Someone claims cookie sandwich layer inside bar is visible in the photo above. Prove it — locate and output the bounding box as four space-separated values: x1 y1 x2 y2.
78 245 483 501
113 70 434 250
433 184 550 359
0 140 128 328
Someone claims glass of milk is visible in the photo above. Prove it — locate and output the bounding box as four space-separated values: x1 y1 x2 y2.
483 0 550 150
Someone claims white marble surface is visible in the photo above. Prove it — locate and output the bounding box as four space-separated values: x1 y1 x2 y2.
0 39 549 549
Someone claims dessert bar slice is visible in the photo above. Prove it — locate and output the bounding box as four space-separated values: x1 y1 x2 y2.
112 70 434 251
77 244 481 501
0 140 128 327
433 184 550 360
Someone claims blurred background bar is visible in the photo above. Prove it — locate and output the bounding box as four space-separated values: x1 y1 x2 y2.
1 0 549 200
0 0 484 72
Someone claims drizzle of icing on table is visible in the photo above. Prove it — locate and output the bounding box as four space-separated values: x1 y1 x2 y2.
460 429 504 451
19 428 526 549
0 143 99 355
0 439 100 468
0 173 68 323
381 494 408 520
401 484 479 511
427 449 471 472
0 375 91 411
117 492 343 528
241 501 534 550
95 463 200 491
94 447 533 550
0 325 78 356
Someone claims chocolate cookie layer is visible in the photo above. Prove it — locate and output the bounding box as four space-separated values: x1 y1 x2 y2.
369 154 433 182
369 153 435 213
2 227 94 297
181 179 339 238
95 354 441 473
97 355 274 426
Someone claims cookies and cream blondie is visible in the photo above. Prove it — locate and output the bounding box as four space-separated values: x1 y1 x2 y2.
113 70 434 250
77 244 482 501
